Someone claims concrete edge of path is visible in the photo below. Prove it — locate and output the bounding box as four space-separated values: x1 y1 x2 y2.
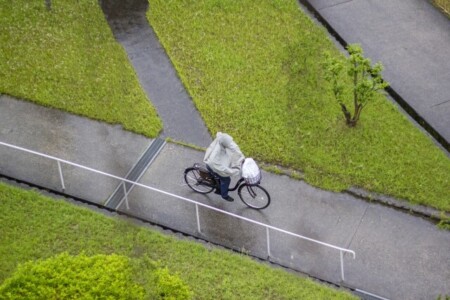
297 0 450 152
345 187 450 221
260 163 449 223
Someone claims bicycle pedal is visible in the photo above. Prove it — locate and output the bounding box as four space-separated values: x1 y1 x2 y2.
222 196 234 202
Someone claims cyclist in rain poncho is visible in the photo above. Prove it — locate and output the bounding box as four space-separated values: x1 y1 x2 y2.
204 132 245 202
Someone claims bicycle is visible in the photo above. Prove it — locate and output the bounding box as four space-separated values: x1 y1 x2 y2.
184 163 271 209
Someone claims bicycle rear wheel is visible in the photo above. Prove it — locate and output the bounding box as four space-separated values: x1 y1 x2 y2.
184 168 215 194
238 184 270 209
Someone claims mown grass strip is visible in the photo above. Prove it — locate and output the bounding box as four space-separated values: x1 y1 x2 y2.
0 182 356 299
147 0 450 211
0 0 162 137
434 0 450 16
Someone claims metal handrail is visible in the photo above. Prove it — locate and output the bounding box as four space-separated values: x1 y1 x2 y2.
0 140 356 280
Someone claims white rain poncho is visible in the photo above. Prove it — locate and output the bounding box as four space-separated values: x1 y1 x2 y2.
203 132 245 177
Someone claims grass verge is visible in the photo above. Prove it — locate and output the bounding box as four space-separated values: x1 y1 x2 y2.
0 0 162 137
147 0 450 212
434 0 450 16
0 182 356 299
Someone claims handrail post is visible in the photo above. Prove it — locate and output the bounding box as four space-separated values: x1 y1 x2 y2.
266 227 271 258
195 204 201 233
340 250 345 281
122 182 129 210
57 161 65 191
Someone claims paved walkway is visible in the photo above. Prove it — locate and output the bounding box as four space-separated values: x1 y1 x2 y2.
1 95 449 300
1 1 449 299
101 0 212 148
303 0 450 150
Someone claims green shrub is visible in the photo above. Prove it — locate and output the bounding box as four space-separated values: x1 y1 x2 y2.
0 253 145 299
152 268 193 300
0 252 194 300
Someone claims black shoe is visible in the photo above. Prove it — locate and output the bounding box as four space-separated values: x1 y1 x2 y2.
214 189 221 195
222 196 234 202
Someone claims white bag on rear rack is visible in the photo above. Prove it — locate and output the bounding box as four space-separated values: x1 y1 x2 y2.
241 158 261 185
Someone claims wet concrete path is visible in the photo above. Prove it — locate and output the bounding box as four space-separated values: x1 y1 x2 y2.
100 0 212 148
1 95 449 299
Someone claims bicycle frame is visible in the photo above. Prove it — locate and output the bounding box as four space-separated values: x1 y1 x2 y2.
195 163 261 192
186 163 271 210
229 178 246 191
212 176 261 202
201 164 244 190
207 171 246 191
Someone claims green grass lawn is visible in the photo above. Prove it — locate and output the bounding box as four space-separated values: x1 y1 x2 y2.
434 0 450 16
0 182 356 299
147 0 450 212
0 0 162 137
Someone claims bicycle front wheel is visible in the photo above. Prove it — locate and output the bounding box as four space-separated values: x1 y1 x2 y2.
238 184 270 209
184 168 215 194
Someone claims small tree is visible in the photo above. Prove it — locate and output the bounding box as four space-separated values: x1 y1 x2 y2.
325 44 389 127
